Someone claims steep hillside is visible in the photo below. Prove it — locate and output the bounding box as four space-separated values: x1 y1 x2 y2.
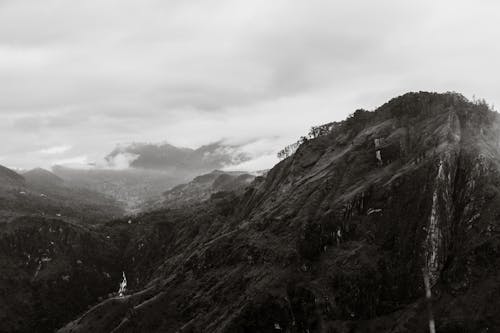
0 216 124 332
0 168 126 332
0 165 25 188
51 92 500 332
144 170 256 210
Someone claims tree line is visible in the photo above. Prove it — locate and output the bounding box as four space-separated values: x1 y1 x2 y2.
277 122 338 159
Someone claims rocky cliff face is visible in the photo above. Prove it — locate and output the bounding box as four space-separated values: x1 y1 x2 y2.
25 92 500 332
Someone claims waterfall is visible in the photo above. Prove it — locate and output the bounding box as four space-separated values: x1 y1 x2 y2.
118 271 127 297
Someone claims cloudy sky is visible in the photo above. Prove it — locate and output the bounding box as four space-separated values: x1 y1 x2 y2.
1 0 499 170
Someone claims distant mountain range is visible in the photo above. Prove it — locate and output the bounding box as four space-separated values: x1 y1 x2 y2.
0 164 25 187
0 166 124 223
52 141 254 212
52 166 189 213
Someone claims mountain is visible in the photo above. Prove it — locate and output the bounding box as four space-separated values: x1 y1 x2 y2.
52 92 500 333
3 91 500 333
106 141 251 172
0 167 126 332
144 170 257 210
0 164 25 188
23 167 65 188
0 166 124 224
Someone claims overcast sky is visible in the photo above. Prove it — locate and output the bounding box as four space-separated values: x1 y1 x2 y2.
1 0 500 170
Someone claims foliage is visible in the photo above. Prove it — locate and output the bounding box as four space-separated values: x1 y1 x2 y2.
277 122 340 159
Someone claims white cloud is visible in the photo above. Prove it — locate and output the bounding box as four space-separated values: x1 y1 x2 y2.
104 152 139 170
225 154 278 172
38 145 72 154
52 155 89 168
0 0 499 169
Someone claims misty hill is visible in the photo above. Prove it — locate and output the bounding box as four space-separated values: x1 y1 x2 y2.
106 141 251 171
23 167 65 188
52 166 192 213
0 164 25 188
144 170 257 210
52 92 500 333
0 166 124 223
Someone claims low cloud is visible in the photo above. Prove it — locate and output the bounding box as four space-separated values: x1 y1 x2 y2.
53 155 90 168
38 145 72 155
225 154 278 172
105 152 139 170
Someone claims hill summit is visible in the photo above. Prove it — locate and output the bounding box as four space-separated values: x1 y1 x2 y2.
0 164 25 187
23 168 65 188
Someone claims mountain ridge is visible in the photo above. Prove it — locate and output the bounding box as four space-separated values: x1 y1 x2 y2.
0 165 124 224
0 164 25 188
55 91 500 333
23 167 65 188
52 141 255 212
143 169 256 210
